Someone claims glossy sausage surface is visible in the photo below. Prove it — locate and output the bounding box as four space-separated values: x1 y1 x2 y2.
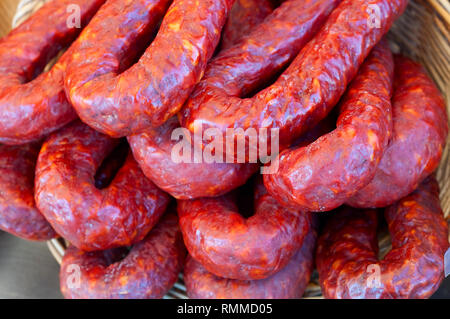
60 212 186 299
264 41 394 212
0 0 105 144
35 121 170 251
0 142 56 240
181 0 407 158
129 117 259 199
348 55 448 208
178 178 312 280
65 0 235 137
185 218 317 299
317 177 449 299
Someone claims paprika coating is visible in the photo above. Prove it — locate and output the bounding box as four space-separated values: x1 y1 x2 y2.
35 121 170 251
181 0 408 159
177 178 312 280
184 216 317 299
317 176 448 299
60 212 186 299
128 0 272 199
348 55 448 208
65 0 235 137
264 41 394 212
0 142 56 240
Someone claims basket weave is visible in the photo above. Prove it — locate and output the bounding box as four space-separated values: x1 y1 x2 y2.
10 0 450 299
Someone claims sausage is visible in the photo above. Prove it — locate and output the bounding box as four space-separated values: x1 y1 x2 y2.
0 0 105 145
64 0 235 137
184 218 317 299
347 55 448 208
127 0 271 199
0 142 56 240
60 212 186 299
317 176 449 299
35 121 170 251
264 41 394 212
221 0 274 50
177 177 312 280
128 117 259 199
180 0 408 159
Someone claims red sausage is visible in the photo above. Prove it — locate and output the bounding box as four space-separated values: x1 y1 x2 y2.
177 178 312 280
184 219 317 299
0 142 56 240
35 121 170 251
128 117 258 199
94 139 128 189
264 41 394 212
0 0 105 145
180 0 407 158
65 0 235 137
60 212 186 299
127 0 272 199
347 55 448 208
221 0 274 50
316 177 449 299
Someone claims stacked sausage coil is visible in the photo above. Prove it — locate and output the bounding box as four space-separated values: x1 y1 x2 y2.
0 0 448 299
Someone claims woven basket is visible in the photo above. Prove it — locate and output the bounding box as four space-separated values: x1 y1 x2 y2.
10 0 450 299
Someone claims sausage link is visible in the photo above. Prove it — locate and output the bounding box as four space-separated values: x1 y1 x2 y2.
264 41 394 212
60 212 186 299
221 0 274 50
177 177 312 280
180 0 407 158
347 55 448 208
128 117 258 199
0 142 56 240
35 121 170 251
316 177 449 299
128 0 270 199
184 218 317 299
65 0 235 137
0 0 105 144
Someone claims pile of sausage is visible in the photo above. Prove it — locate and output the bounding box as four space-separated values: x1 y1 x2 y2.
0 0 448 299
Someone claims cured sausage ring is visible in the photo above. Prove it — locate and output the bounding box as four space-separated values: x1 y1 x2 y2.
35 121 170 251
60 212 186 299
316 177 449 299
65 0 235 137
184 217 317 299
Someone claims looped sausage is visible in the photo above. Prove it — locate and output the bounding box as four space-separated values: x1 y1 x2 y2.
60 212 186 299
0 0 105 145
128 117 258 199
316 176 449 299
0 142 56 240
180 0 407 158
35 121 170 251
347 55 448 208
177 177 312 280
127 0 271 199
264 41 394 212
184 218 317 299
65 0 235 137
